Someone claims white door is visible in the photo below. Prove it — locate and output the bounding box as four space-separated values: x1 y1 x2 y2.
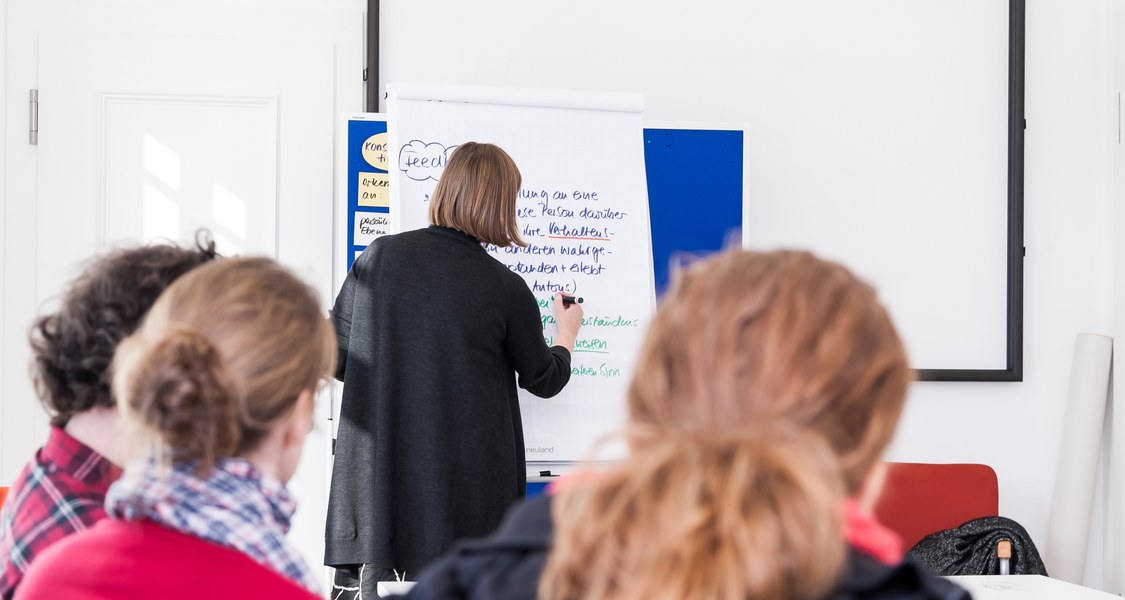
2 0 362 590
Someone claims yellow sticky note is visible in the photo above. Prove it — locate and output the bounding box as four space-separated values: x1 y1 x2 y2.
362 133 389 169
358 172 390 207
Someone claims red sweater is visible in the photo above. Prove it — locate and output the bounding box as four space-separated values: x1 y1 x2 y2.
13 519 318 600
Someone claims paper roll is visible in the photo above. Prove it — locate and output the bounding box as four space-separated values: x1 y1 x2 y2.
1045 333 1113 583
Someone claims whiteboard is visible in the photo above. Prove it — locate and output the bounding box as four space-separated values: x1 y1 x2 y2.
387 84 655 462
379 0 1015 376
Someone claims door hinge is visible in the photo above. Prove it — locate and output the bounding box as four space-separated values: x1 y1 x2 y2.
29 89 38 145
363 68 368 82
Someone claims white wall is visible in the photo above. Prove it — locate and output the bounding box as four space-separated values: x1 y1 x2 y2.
1 0 7 460
380 0 1120 588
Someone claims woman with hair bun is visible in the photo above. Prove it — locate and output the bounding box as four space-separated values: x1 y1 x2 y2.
406 249 970 600
15 258 336 600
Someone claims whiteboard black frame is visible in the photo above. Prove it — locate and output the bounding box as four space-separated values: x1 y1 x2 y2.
365 0 1026 383
914 0 1024 382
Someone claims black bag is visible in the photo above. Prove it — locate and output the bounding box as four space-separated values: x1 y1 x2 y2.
906 516 1047 576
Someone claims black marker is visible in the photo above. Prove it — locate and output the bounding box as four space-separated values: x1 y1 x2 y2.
561 295 583 306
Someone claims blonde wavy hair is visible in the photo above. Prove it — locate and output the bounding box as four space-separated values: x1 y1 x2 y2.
541 250 911 600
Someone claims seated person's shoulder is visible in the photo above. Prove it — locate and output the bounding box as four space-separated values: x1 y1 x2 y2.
834 549 971 600
0 447 113 591
16 521 318 600
408 496 554 600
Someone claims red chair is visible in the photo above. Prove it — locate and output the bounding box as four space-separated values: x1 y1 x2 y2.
873 462 999 551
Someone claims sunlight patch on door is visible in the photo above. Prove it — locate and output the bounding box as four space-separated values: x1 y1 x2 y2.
142 182 180 242
211 183 247 255
143 133 181 191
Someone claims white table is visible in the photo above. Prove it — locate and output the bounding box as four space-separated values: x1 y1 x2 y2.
380 575 1119 598
947 575 1119 599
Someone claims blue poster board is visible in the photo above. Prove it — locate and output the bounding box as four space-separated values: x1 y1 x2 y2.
644 127 744 295
345 117 390 270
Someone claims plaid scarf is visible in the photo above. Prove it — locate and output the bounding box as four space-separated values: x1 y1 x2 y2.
105 457 320 594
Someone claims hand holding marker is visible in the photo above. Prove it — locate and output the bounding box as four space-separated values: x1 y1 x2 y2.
550 294 583 305
551 293 584 352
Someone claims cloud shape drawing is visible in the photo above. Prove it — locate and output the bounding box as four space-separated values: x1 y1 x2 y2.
399 141 457 182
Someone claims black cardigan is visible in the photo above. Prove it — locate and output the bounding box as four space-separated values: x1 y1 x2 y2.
324 226 572 574
406 495 973 600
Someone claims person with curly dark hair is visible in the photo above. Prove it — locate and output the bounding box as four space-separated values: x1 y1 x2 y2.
15 257 336 600
0 234 217 600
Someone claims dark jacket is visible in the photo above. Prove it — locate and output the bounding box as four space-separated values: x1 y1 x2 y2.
325 226 572 574
406 495 972 600
908 516 1047 577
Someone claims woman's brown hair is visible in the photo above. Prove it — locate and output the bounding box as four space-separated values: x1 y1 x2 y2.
428 142 526 247
112 257 336 475
541 250 912 600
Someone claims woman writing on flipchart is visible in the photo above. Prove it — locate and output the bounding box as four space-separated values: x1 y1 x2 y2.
325 142 584 594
